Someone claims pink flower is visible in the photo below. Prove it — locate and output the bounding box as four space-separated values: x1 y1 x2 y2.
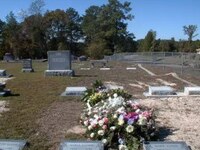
142 111 151 118
102 125 107 130
104 117 109 124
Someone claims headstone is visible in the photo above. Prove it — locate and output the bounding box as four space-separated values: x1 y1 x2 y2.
79 55 87 61
0 139 27 150
91 60 108 68
3 53 14 62
0 83 11 96
143 141 190 150
60 141 104 150
45 51 74 76
22 59 34 72
105 84 124 90
184 87 200 95
144 86 176 97
0 70 6 77
61 87 87 96
80 68 91 70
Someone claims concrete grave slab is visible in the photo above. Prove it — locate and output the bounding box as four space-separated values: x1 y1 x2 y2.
60 141 103 150
0 139 27 150
126 67 137 70
61 87 87 96
144 86 176 97
143 141 190 150
100 68 110 70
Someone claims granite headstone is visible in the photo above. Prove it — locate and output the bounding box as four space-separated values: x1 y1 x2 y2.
22 59 34 72
45 51 74 76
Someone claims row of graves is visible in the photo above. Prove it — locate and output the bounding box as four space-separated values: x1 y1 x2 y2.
0 50 197 149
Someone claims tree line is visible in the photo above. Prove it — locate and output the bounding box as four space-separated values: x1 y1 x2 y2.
0 0 199 59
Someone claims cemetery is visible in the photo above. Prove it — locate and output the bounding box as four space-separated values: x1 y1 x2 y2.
0 0 199 149
0 56 199 150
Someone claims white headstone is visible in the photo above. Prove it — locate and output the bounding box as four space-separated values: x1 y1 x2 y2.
61 87 87 96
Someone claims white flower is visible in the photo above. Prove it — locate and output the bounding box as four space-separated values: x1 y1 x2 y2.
113 114 118 119
110 126 116 131
98 120 104 126
135 109 141 113
94 114 99 119
126 125 134 133
97 130 104 136
83 120 89 126
90 133 95 138
138 117 147 125
116 106 125 113
119 144 128 150
102 139 107 144
88 125 92 130
113 93 118 98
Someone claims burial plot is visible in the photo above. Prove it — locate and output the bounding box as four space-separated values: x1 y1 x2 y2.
45 51 74 76
0 139 27 150
60 141 104 150
143 141 190 150
144 86 176 97
61 87 87 96
22 59 34 72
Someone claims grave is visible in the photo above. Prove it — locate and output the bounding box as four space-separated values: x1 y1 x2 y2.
61 87 87 96
0 70 6 77
60 141 104 150
0 83 11 96
100 68 110 70
126 67 136 70
0 139 27 150
22 59 34 72
91 60 108 68
184 87 200 95
143 141 190 150
3 53 14 62
45 51 74 76
0 70 12 78
144 86 176 97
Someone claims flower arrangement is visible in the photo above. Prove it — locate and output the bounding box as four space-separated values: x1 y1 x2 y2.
80 81 157 150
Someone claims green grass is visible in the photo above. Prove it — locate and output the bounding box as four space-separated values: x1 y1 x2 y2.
0 61 84 149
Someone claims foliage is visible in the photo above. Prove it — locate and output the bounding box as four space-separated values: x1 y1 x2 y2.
80 81 157 150
183 25 198 42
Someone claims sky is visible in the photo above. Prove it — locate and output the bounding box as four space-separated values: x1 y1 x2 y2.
0 0 200 41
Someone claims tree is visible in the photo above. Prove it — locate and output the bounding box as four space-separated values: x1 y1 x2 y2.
28 0 45 15
183 25 198 42
141 30 156 51
4 11 20 58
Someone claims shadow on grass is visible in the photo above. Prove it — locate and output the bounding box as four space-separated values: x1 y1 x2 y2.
74 74 97 77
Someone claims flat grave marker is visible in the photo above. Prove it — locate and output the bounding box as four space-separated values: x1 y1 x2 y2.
0 139 27 150
22 59 34 72
184 86 200 95
143 141 190 150
144 86 176 97
60 141 104 150
45 51 74 76
61 87 87 96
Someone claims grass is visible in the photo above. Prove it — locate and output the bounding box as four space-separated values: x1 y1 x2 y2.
0 61 83 149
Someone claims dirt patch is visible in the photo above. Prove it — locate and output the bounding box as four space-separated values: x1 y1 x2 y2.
139 97 200 150
37 100 84 150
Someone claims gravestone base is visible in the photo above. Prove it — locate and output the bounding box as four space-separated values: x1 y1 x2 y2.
61 87 87 96
22 68 34 72
45 70 74 77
